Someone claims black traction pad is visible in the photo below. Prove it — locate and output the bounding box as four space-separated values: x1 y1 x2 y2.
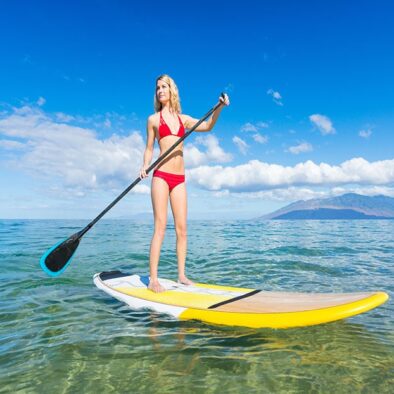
98 271 130 281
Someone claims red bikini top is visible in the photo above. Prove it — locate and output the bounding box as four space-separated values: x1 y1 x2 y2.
158 111 185 140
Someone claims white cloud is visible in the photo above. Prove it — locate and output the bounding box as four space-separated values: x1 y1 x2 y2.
187 157 394 192
232 136 249 155
253 133 268 144
184 134 232 168
53 109 135 131
228 187 328 201
241 121 269 133
0 105 146 191
288 142 313 154
212 185 394 202
241 122 269 145
331 186 394 198
359 128 372 138
257 121 269 128
223 83 234 93
309 114 335 135
133 184 151 194
240 122 258 132
0 139 26 150
267 89 283 106
55 112 75 123
213 190 230 198
37 97 46 106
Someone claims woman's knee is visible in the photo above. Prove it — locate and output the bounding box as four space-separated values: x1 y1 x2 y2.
154 221 167 239
175 225 187 240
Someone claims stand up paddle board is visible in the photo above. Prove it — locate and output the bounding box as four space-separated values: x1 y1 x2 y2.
93 271 388 329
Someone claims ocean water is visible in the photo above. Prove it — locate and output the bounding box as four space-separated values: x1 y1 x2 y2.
0 219 393 393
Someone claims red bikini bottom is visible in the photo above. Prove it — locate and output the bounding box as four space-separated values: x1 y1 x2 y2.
153 170 185 192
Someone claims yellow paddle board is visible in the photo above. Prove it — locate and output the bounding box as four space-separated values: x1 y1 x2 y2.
93 271 388 329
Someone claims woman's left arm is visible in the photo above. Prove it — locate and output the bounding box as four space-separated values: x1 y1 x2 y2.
182 94 230 132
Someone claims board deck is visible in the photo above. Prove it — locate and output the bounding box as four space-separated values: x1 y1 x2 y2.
93 271 389 329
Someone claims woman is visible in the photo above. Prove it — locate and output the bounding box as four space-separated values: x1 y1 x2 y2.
140 75 229 292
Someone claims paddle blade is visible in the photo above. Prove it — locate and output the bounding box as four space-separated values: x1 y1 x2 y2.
40 233 81 277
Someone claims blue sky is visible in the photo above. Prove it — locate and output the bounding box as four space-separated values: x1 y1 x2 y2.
1 0 393 219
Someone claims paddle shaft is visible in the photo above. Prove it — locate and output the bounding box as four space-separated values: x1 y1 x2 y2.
77 100 224 238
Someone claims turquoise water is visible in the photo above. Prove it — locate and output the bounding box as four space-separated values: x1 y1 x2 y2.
1 219 393 393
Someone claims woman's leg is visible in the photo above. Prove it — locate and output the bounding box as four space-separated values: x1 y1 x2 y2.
169 183 193 284
149 176 169 292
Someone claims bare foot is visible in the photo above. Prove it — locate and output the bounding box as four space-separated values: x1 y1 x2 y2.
148 280 166 293
178 276 194 286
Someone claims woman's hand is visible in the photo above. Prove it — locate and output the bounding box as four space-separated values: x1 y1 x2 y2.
219 93 230 106
139 166 148 179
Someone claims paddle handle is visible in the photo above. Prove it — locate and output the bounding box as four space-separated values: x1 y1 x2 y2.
78 96 225 238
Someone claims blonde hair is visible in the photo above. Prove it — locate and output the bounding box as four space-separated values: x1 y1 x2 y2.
154 74 182 113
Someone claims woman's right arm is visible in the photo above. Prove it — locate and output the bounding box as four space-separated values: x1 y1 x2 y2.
140 115 156 178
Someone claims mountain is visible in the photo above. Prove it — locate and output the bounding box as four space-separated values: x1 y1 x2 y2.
258 193 394 220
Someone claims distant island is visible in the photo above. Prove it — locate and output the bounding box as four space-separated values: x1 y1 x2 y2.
258 193 394 220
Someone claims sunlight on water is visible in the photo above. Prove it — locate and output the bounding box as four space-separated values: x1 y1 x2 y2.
0 219 393 392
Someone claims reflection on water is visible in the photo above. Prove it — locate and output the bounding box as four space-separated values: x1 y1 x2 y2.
0 219 393 392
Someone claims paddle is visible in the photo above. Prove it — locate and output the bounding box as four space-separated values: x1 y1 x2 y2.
40 94 226 277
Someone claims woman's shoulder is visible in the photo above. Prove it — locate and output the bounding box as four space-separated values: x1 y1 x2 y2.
179 113 190 122
179 113 191 128
147 113 159 124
